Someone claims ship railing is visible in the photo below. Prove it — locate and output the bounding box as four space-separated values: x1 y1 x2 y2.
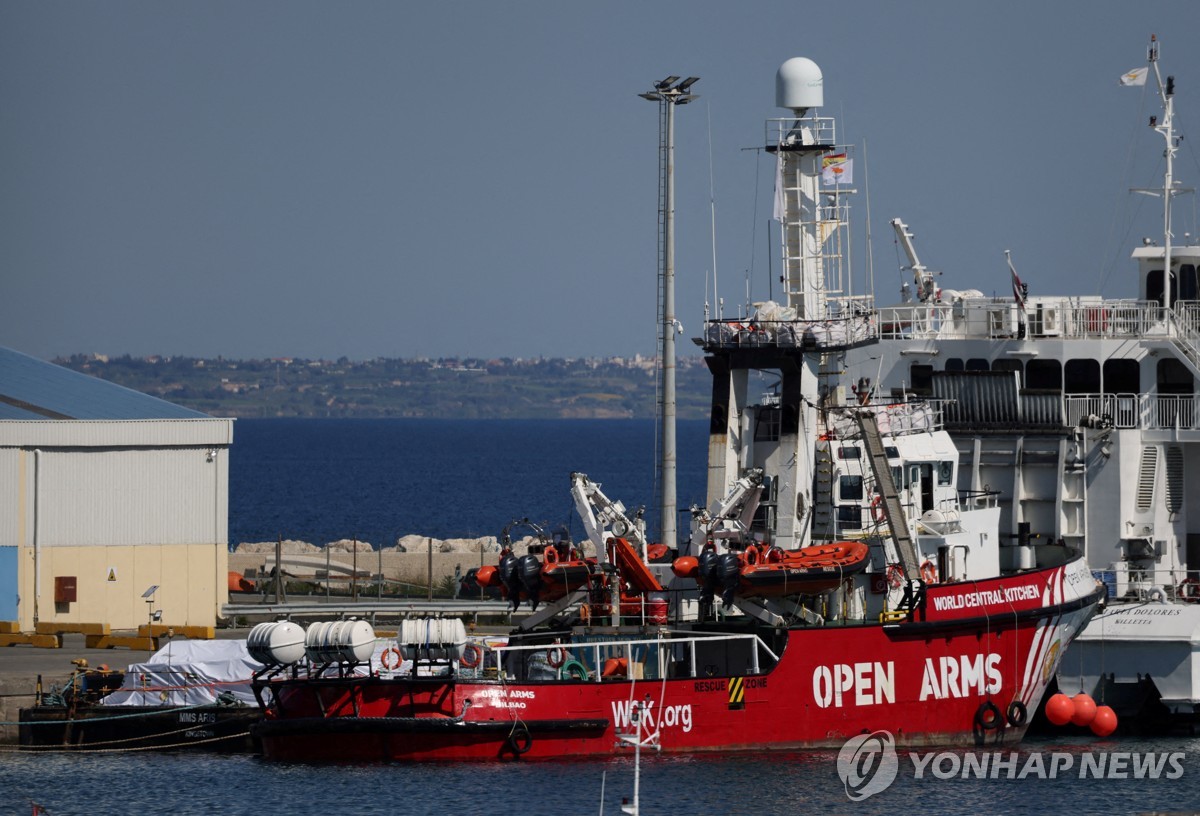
1095 566 1200 603
877 298 1188 341
1063 393 1198 431
702 313 876 351
1144 394 1199 430
1063 394 1141 429
490 631 779 683
766 116 837 149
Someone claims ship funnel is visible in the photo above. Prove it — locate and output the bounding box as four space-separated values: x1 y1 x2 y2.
776 57 823 114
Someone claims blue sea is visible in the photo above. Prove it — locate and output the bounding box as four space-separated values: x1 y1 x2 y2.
5 418 1200 815
227 418 712 547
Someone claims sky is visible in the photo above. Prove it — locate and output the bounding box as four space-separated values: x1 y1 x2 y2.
3 0 1199 363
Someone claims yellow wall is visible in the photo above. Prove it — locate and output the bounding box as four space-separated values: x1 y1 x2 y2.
20 543 228 630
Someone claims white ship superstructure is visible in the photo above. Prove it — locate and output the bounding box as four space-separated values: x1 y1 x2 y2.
840 37 1200 728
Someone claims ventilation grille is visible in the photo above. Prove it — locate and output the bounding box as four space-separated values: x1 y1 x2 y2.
1165 446 1184 513
1136 446 1158 511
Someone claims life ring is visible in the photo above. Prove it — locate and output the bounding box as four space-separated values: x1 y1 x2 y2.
459 643 483 669
1085 307 1109 333
1180 579 1200 603
379 646 403 671
560 659 589 680
870 494 886 523
744 546 760 566
578 603 591 625
1006 700 1028 727
547 646 565 668
544 545 559 565
920 560 938 584
507 724 532 756
886 563 905 590
974 700 1003 731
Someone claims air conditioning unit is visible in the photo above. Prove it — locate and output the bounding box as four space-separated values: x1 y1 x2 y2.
1036 304 1060 337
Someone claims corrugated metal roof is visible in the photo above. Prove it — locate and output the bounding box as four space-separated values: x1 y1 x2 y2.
0 347 209 420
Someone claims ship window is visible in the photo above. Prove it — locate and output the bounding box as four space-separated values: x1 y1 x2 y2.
1157 358 1193 395
891 465 904 488
1065 359 1101 394
945 358 964 372
938 461 954 485
1103 359 1139 394
837 505 863 530
1180 264 1199 302
966 358 990 371
1026 359 1062 391
910 364 933 396
839 475 864 501
754 407 781 441
885 446 899 460
1147 268 1165 307
993 359 1024 385
837 446 862 460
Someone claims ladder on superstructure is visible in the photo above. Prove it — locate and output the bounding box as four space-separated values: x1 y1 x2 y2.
856 412 921 580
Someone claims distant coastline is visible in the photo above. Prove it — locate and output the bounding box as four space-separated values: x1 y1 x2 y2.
53 353 712 420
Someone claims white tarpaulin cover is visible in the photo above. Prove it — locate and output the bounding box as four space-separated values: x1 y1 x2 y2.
102 639 264 707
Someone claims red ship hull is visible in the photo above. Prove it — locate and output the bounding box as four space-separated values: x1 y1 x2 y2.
253 557 1101 762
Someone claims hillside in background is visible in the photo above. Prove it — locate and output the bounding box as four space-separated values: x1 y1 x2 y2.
53 354 713 419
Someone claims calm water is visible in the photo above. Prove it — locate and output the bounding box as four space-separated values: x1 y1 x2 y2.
6 419 1200 814
227 418 711 547
4 738 1200 815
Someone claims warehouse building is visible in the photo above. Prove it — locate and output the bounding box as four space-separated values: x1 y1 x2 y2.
0 347 232 631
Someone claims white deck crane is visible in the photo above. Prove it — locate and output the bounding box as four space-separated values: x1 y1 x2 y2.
891 218 937 303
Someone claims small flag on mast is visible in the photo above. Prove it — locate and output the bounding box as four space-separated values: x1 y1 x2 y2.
821 153 853 185
1119 67 1148 86
1006 250 1027 313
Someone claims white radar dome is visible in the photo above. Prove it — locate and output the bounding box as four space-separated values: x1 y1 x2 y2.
776 57 823 112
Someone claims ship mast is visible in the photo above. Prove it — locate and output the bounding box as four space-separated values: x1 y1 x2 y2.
1149 35 1178 304
1133 36 1182 303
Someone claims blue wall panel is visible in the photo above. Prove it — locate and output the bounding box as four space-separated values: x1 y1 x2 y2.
0 547 17 620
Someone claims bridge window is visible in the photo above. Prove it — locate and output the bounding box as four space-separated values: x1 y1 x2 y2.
837 446 862 460
1103 359 1139 394
966 358 990 371
1181 264 1199 302
1147 268 1165 307
1026 359 1062 391
754 407 781 441
944 358 964 372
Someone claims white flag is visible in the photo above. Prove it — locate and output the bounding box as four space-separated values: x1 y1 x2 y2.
1119 67 1148 87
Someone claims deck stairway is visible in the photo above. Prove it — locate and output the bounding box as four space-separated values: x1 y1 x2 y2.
856 412 921 580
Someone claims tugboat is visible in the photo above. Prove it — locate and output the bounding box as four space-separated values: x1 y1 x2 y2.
841 36 1200 731
249 56 1103 762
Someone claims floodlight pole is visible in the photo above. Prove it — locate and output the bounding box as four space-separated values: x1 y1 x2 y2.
640 76 697 553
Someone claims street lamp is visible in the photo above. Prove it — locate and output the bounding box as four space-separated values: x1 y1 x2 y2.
640 76 698 553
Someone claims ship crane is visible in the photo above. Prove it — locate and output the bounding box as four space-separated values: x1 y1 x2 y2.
891 218 938 303
688 468 764 548
570 472 649 562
